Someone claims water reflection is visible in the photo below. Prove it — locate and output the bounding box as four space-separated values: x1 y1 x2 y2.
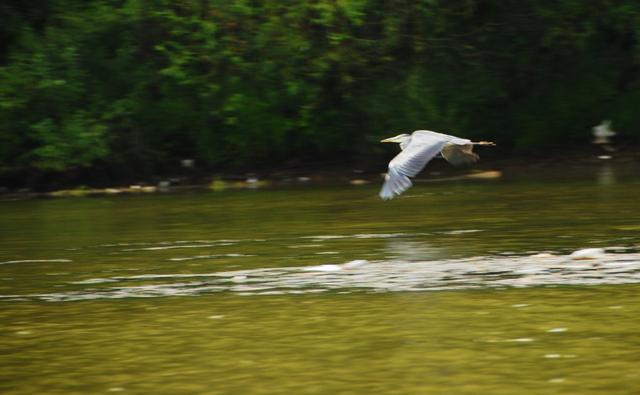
597 164 616 186
383 239 444 261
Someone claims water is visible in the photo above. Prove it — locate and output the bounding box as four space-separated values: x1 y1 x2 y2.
1 166 640 394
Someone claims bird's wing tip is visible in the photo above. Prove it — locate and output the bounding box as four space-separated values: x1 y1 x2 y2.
378 169 412 200
378 188 394 200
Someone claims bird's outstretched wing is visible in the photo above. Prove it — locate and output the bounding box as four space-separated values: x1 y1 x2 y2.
412 130 471 146
440 143 479 166
379 133 452 200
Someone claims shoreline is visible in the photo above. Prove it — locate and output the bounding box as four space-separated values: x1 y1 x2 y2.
1 150 638 200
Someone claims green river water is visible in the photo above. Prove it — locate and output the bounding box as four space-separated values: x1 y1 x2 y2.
1 164 640 394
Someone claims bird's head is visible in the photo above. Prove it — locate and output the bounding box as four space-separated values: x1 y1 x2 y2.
380 133 411 144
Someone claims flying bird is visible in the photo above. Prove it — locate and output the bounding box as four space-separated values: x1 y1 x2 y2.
592 120 616 145
379 130 495 200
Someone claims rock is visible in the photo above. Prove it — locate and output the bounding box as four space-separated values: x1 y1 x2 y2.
349 179 370 185
342 260 368 269
244 178 269 189
465 170 503 179
303 260 368 272
181 159 195 168
48 188 92 197
569 248 606 260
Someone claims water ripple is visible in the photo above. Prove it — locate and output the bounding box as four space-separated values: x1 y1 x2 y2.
122 243 234 252
168 253 254 262
301 232 431 240
2 252 640 302
0 259 72 265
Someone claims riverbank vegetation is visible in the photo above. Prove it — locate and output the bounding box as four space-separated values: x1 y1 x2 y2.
1 1 639 188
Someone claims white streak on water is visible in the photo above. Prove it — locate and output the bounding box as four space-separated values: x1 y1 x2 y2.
122 243 233 251
168 253 254 261
91 240 240 248
506 338 535 342
439 230 484 235
303 264 343 272
0 259 72 265
301 233 431 241
3 252 640 302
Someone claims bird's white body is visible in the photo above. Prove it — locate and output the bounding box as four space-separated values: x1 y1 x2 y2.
592 120 616 145
379 130 493 200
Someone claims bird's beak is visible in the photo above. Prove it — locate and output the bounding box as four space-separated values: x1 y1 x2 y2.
380 137 395 143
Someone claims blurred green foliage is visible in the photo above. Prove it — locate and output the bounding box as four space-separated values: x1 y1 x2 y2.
0 0 639 177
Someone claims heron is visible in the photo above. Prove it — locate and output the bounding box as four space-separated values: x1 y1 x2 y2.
592 120 616 145
379 130 495 200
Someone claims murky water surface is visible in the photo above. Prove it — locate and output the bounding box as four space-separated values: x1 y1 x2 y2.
1 166 640 394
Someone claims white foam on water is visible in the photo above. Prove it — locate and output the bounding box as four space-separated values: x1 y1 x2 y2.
4 251 640 302
303 264 343 272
